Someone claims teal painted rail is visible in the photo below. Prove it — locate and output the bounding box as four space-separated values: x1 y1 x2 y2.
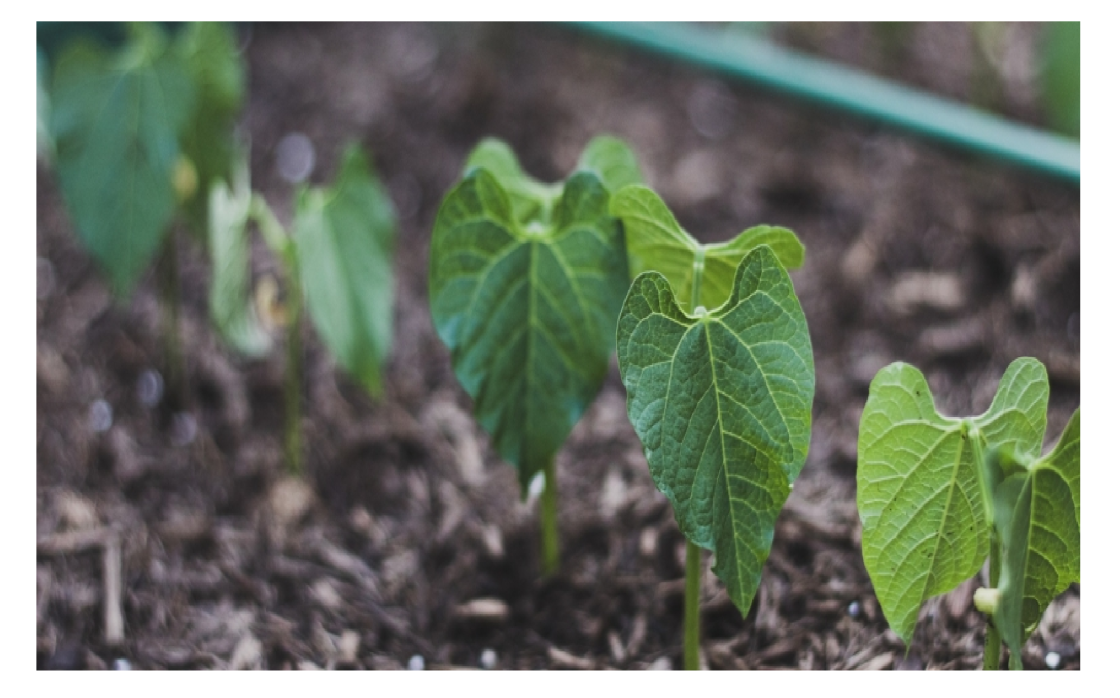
575 22 1079 184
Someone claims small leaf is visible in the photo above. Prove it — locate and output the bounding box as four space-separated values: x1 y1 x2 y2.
430 145 630 491
50 26 195 296
38 47 52 161
856 358 1049 644
175 21 246 235
616 247 814 615
1041 22 1079 139
989 409 1080 667
576 135 644 193
611 185 804 310
207 153 271 357
294 144 397 397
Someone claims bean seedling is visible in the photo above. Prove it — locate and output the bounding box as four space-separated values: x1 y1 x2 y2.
209 143 397 475
428 136 642 575
856 358 1080 669
612 185 814 669
45 22 245 404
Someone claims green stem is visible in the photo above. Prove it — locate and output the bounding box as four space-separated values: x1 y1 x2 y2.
540 457 560 576
982 533 1003 670
157 229 186 409
283 266 303 476
683 540 701 670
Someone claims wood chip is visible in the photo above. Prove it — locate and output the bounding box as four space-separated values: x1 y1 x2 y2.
455 598 510 623
548 646 596 670
858 653 895 671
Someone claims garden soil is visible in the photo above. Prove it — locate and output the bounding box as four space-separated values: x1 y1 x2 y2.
36 23 1080 670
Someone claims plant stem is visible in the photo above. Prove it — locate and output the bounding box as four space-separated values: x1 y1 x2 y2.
283 268 303 476
540 457 560 576
982 533 1003 670
683 540 701 670
157 229 186 409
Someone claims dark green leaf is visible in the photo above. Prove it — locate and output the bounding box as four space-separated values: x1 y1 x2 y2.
1041 22 1079 139
50 25 195 296
176 22 246 235
611 185 804 310
989 408 1079 667
294 144 397 397
429 163 629 491
616 247 814 615
856 358 1049 644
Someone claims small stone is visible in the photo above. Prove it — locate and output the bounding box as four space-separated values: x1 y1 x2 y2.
112 658 132 671
136 369 164 408
1045 651 1061 670
170 412 197 446
407 654 425 671
639 527 658 559
275 132 315 184
648 657 672 670
338 630 360 664
89 400 113 433
480 648 497 670
847 601 860 618
527 470 545 500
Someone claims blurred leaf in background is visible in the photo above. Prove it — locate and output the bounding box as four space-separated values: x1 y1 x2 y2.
1041 21 1079 139
49 23 195 296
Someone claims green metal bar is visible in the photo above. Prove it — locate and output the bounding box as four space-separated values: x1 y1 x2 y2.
574 22 1079 184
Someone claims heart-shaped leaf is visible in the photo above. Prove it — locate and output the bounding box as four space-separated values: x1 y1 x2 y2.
610 185 804 310
293 144 397 397
616 246 814 615
50 24 195 296
986 408 1079 668
430 146 630 491
856 358 1049 645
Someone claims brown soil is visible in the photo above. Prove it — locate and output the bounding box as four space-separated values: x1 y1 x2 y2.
36 22 1079 670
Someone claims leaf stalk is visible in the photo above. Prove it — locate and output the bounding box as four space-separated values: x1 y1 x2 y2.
683 539 701 670
540 457 560 577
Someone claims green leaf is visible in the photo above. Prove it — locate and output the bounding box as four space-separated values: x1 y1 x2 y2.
49 25 195 296
1041 22 1079 139
38 47 53 160
293 144 397 397
576 135 644 193
610 185 805 310
207 152 271 357
856 358 1049 644
616 247 815 616
175 22 246 235
987 408 1079 667
429 165 629 491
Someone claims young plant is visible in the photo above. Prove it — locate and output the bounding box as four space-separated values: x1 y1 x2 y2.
612 185 814 669
428 136 642 576
46 22 245 404
856 358 1080 669
209 143 397 475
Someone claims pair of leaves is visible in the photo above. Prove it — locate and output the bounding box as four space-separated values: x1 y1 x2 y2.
429 137 640 490
48 22 244 296
208 144 397 398
616 246 815 617
610 185 804 311
856 358 1079 650
984 409 1080 668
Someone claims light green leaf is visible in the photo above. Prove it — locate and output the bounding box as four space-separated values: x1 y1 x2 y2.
294 144 397 397
610 185 804 310
463 138 557 227
856 358 1049 644
50 25 195 296
616 247 814 616
988 408 1079 667
207 153 271 357
175 21 246 235
1041 22 1079 139
576 135 643 193
429 164 629 491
